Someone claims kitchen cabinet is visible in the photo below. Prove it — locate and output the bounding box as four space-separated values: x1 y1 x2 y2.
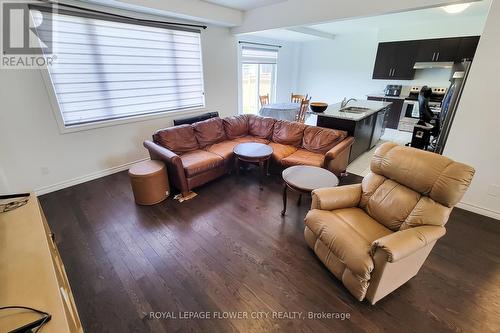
372 36 480 80
372 41 418 80
416 38 460 62
457 36 480 61
367 96 403 130
316 107 390 163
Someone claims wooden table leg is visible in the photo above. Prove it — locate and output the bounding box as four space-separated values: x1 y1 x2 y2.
281 183 287 216
259 160 265 190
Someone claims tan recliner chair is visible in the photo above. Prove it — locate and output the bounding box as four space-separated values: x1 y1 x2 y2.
304 142 475 304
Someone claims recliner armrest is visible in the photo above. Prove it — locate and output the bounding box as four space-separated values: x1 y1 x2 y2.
311 184 362 210
371 226 446 262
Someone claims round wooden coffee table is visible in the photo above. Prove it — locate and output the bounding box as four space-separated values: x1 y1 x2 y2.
281 165 339 216
233 142 273 190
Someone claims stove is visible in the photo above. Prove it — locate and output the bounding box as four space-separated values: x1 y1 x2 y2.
406 86 447 104
398 86 447 132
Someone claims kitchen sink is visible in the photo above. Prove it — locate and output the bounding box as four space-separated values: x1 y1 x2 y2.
339 106 371 114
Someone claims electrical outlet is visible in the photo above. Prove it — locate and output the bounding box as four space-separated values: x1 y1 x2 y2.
487 184 500 197
40 167 50 175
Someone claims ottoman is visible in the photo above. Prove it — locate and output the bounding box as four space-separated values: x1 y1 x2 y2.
128 160 169 205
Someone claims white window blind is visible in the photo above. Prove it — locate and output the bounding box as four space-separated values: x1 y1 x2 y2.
34 10 205 126
241 46 278 64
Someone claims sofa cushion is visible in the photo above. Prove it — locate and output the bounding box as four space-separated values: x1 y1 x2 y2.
272 120 307 147
204 140 239 160
192 117 226 148
304 207 391 280
223 115 249 139
268 142 297 162
248 115 276 139
153 124 199 154
179 150 224 177
302 126 348 154
232 135 270 144
281 149 325 168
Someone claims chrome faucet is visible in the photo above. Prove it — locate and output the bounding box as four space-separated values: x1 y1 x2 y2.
341 97 357 108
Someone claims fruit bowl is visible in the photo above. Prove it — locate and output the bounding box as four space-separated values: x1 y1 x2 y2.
309 102 328 113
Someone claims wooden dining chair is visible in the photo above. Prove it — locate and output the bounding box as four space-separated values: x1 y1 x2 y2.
291 93 308 103
295 97 311 123
259 94 270 107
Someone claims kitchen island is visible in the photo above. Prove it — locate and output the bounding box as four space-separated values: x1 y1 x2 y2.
307 100 392 163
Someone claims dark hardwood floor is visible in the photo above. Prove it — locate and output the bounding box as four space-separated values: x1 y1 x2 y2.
39 169 500 333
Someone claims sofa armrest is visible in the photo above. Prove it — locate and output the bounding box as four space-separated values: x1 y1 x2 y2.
325 136 355 161
143 140 189 194
144 140 179 160
371 226 446 262
324 136 355 175
311 184 362 210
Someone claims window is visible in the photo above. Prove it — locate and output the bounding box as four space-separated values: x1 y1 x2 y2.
34 9 205 126
240 45 278 114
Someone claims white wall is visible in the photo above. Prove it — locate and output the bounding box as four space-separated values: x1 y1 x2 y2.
443 0 500 220
0 24 238 194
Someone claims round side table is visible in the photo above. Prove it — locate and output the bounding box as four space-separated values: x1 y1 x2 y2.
233 142 273 190
128 160 169 205
281 165 339 216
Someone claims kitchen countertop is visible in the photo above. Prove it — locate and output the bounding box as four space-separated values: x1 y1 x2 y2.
367 93 409 100
308 100 392 121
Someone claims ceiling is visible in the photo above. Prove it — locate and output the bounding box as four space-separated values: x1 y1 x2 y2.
203 0 287 11
246 0 491 41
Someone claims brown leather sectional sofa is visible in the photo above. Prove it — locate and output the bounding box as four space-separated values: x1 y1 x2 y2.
144 114 354 196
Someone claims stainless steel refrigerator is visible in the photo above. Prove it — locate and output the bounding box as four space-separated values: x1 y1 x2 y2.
434 60 472 154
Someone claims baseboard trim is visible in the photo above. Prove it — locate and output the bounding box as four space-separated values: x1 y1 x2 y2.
35 158 149 196
456 201 500 221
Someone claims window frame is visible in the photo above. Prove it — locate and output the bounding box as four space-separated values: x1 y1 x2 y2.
238 43 279 115
34 7 207 134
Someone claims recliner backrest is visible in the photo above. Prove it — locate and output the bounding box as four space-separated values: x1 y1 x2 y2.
359 143 475 231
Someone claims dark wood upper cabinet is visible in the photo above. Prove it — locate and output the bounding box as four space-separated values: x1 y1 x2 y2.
372 36 480 80
416 38 460 62
457 36 480 61
372 41 417 80
392 41 419 79
372 43 396 79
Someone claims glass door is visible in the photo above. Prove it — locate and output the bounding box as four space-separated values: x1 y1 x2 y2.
240 45 278 114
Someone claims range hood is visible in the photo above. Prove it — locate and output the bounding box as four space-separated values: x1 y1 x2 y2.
413 61 454 69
